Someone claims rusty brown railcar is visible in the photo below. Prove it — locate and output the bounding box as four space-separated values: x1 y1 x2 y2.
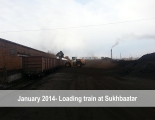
22 56 66 77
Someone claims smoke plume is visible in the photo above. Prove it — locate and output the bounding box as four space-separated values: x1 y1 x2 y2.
134 34 155 40
111 39 121 48
111 33 155 48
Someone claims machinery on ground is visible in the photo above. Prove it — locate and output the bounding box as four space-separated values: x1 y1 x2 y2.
64 57 86 68
56 51 86 68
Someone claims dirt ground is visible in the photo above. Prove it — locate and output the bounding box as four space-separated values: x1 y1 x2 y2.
1 66 155 119
35 67 155 90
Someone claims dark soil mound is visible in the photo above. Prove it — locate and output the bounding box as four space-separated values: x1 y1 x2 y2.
120 61 155 79
139 52 155 61
119 53 155 79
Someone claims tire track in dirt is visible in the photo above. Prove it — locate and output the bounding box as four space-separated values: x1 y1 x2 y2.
37 72 73 90
69 74 96 90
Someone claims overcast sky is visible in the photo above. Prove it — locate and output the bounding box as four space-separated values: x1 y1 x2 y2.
0 0 155 59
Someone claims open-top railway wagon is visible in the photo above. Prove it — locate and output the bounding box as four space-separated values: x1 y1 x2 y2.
22 56 66 77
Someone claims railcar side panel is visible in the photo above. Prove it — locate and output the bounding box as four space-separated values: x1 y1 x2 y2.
23 57 43 75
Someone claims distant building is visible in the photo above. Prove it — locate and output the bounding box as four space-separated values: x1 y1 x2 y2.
101 57 112 61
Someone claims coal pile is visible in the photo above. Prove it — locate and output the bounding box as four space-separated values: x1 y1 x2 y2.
120 53 155 79
139 52 155 61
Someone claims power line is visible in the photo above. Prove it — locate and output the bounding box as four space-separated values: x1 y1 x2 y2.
0 18 155 33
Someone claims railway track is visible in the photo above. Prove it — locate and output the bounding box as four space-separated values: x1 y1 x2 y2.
4 79 41 90
3 67 65 90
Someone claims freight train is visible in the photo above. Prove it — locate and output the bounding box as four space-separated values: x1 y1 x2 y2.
22 56 66 78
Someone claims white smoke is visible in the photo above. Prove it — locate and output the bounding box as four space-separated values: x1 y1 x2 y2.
112 33 155 48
